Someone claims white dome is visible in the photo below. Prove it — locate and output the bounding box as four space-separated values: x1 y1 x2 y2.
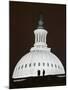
12 16 65 79
12 50 65 79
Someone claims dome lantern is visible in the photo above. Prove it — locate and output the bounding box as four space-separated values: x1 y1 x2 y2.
30 15 49 51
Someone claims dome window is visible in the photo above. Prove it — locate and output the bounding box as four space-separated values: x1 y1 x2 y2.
29 63 31 67
55 64 57 68
21 65 23 69
47 63 49 67
25 64 27 68
38 62 40 66
58 65 60 69
34 63 36 66
43 63 45 66
51 64 53 67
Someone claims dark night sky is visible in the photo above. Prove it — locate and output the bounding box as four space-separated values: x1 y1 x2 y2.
10 1 66 82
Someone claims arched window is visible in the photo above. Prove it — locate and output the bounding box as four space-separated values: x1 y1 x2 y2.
21 65 23 69
29 63 31 67
38 62 40 66
47 63 49 67
25 64 27 68
34 63 36 66
51 64 53 67
55 64 57 68
43 63 45 66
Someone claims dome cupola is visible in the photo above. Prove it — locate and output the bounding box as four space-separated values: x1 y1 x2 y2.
31 15 50 51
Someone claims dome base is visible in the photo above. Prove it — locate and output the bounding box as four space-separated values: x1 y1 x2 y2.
10 75 66 89
30 46 51 52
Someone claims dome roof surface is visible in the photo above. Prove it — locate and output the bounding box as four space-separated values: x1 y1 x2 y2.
12 50 65 79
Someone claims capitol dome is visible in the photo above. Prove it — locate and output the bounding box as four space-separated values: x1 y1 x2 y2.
12 16 65 80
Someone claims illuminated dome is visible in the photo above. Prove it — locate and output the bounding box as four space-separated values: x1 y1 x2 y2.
12 16 65 80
